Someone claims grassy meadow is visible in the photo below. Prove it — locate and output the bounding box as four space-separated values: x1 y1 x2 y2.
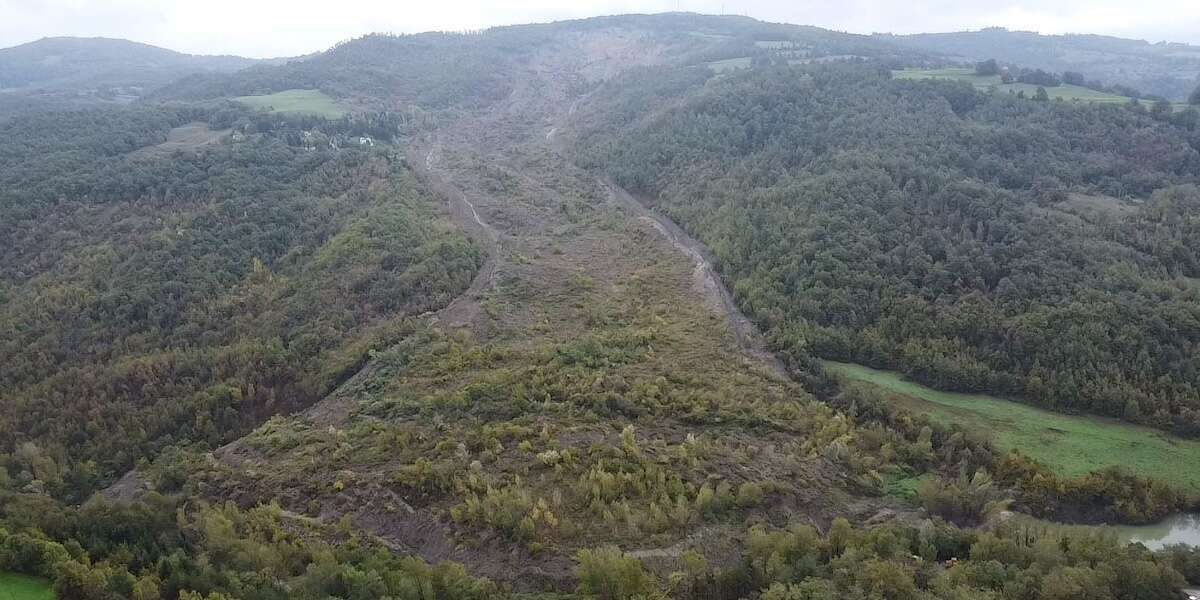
893 67 1134 104
234 89 347 117
706 57 754 73
825 361 1200 492
0 573 52 600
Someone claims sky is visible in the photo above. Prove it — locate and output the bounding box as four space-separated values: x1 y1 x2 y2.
3 0 1200 58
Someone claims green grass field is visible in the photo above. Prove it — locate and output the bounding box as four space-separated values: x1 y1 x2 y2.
0 573 52 600
893 68 1133 104
234 89 347 118
706 57 753 73
825 361 1200 492
754 40 797 49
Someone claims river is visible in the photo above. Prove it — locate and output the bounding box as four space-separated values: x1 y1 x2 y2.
1108 513 1200 550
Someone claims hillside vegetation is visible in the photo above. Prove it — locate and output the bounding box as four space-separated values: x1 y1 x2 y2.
0 37 265 121
0 106 481 501
2 13 1200 600
575 63 1200 438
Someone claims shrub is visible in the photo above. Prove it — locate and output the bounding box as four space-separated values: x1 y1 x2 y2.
575 546 657 600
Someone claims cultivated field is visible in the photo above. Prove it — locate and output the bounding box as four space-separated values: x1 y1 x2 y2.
234 89 347 117
826 361 1200 491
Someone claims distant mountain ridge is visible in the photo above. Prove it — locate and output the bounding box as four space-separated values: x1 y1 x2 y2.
0 36 268 91
878 27 1200 100
152 12 927 108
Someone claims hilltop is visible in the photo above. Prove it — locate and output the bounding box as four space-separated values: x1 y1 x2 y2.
0 37 270 119
0 37 262 90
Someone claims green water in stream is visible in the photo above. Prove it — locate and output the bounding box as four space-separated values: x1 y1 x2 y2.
1108 513 1200 550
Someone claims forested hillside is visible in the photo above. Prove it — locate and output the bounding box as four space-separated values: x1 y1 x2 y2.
0 106 482 501
575 63 1200 436
0 38 267 121
2 13 1200 600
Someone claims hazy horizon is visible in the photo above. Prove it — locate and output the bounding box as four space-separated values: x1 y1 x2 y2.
2 0 1200 59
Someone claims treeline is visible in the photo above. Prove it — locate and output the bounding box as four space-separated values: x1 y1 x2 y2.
3 489 1196 599
574 62 1200 437
0 493 495 600
0 106 482 501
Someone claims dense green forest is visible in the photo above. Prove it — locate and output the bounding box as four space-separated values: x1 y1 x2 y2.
575 63 1200 437
0 106 482 501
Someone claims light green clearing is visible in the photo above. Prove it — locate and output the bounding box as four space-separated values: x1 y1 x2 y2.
825 361 1200 492
234 89 347 118
687 32 734 40
754 40 796 49
0 572 53 600
706 57 753 73
893 67 1132 104
884 472 935 504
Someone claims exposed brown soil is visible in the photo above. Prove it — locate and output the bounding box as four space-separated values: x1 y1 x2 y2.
106 28 911 592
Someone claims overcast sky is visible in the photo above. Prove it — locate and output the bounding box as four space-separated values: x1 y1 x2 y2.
3 0 1200 58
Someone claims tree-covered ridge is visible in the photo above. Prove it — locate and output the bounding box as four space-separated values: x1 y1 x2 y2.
881 28 1200 101
575 63 1200 436
152 13 927 114
155 33 521 110
0 37 259 91
0 107 482 501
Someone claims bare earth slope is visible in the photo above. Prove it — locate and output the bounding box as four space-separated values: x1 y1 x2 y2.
119 26 903 593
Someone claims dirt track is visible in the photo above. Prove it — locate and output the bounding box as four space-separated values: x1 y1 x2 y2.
409 140 502 335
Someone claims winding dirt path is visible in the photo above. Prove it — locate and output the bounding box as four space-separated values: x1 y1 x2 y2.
408 139 502 334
